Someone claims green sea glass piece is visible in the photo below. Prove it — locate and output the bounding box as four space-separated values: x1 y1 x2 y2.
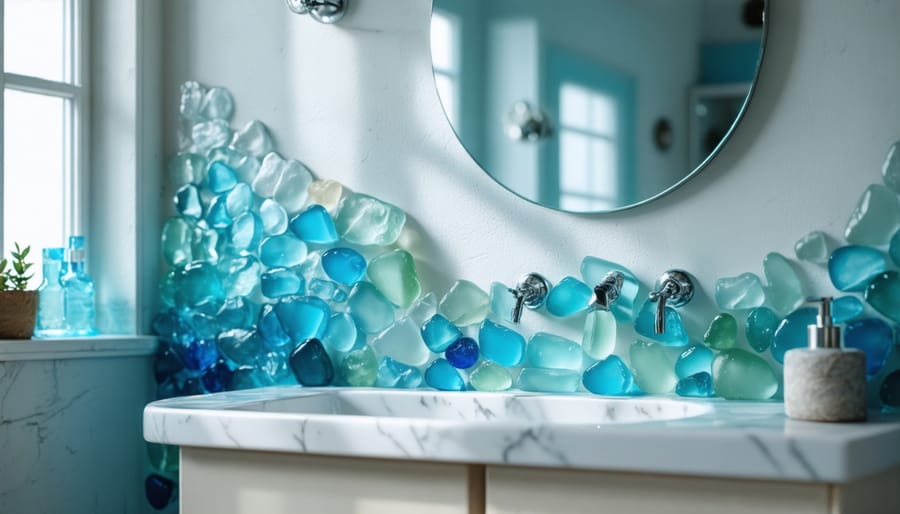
367 250 421 308
406 292 437 326
845 184 899 245
347 282 396 334
714 273 765 311
882 140 900 193
745 307 778 352
712 349 778 400
469 361 513 391
526 332 583 371
794 231 829 264
516 368 579 393
865 271 900 323
582 309 617 359
371 317 430 366
334 192 406 246
703 313 737 350
629 340 677 394
763 252 805 315
340 345 378 386
439 280 490 326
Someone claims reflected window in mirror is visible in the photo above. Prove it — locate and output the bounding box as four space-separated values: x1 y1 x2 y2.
430 10 460 127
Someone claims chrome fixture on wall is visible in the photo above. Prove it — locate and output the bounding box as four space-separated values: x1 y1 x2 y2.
589 272 624 312
649 270 694 334
508 273 552 323
285 0 348 24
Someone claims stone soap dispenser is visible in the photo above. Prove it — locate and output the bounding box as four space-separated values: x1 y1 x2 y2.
784 297 866 422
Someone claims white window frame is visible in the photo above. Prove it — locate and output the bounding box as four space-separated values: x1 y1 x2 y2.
431 9 461 128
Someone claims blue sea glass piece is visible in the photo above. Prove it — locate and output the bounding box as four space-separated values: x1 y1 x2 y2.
180 376 207 395
153 346 184 383
261 268 304 298
201 359 233 393
156 378 178 400
289 205 339 244
582 355 633 395
258 349 295 385
794 231 829 264
147 442 179 475
829 245 886 292
715 273 765 310
425 359 466 391
205 195 232 230
322 247 367 286
228 366 273 390
422 314 462 352
276 296 330 342
844 318 893 377
881 370 900 407
218 255 261 298
446 337 479 369
517 368 579 393
176 338 218 371
376 357 423 388
190 312 220 341
191 226 219 265
169 152 206 186
217 329 262 366
832 295 864 323
746 307 779 352
308 278 348 303
258 304 291 348
145 474 176 510
322 312 358 352
173 262 224 308
260 198 288 235
347 282 395 334
228 212 263 251
675 344 714 379
865 271 900 323
771 307 817 363
207 161 238 193
845 184 899 246
526 332 582 371
152 309 192 344
225 182 253 217
545 276 592 317
371 317 431 366
580 256 641 322
201 87 234 121
259 234 308 268
175 184 202 218
161 217 193 267
676 372 714 398
478 318 525 366
208 145 259 184
217 297 257 330
334 192 406 246
289 338 334 386
633 300 689 346
489 281 516 323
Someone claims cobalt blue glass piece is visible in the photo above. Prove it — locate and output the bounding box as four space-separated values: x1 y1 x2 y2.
176 338 218 371
771 307 817 364
201 359 233 393
832 295 864 323
216 297 257 330
422 314 462 353
258 303 291 348
828 245 887 292
217 329 263 366
478 318 526 367
376 357 424 388
582 355 633 395
206 160 238 193
675 344 714 379
180 377 205 396
424 358 466 391
881 370 900 407
145 474 176 510
545 276 592 317
205 194 232 229
174 184 202 218
322 247 367 286
289 338 334 386
153 346 184 383
676 372 714 398
261 268 304 298
745 307 779 353
634 300 689 346
526 333 582 370
275 296 331 342
322 312 358 352
445 337 479 369
228 366 272 390
845 318 893 377
347 282 395 334
289 205 339 244
259 234 308 268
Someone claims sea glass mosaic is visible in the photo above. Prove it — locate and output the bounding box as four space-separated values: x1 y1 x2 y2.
145 82 900 509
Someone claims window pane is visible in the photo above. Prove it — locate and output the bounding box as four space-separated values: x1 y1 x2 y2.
4 0 68 82
430 11 456 72
4 89 67 288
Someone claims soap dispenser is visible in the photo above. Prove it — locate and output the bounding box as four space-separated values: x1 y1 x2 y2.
784 297 866 422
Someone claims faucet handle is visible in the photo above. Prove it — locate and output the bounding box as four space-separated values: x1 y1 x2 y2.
649 270 694 334
589 271 624 312
507 273 551 323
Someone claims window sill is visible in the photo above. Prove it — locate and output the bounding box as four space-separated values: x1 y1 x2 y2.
0 334 157 362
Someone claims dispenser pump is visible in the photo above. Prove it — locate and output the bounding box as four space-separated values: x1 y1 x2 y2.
807 297 841 349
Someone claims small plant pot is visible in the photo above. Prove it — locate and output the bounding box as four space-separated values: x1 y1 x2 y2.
0 290 39 339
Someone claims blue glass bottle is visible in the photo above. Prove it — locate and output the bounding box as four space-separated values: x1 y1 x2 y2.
34 247 67 338
61 236 98 336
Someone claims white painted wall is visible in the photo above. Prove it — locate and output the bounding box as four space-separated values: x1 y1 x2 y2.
160 0 900 349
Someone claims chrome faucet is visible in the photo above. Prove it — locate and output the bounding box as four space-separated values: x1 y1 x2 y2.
589 271 624 312
507 273 551 324
648 270 694 334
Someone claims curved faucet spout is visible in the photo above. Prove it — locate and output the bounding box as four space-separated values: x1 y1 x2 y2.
649 270 694 334
589 272 624 312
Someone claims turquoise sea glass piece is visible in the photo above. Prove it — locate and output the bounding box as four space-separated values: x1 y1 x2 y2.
175 184 202 218
714 273 765 311
865 271 900 323
845 184 899 245
545 276 592 317
446 337 479 369
162 217 193 267
322 312 358 352
207 146 260 184
526 332 583 371
376 357 423 388
746 307 778 352
228 212 263 251
169 152 206 186
832 295 864 323
582 355 633 395
340 346 378 386
890 229 900 267
425 359 466 391
371 317 430 366
829 245 886 292
259 234 308 268
469 361 512 392
191 226 219 265
232 120 274 158
347 282 396 334
206 161 238 193
174 262 224 308
422 314 462 353
258 304 290 348
225 182 252 217
771 307 816 363
439 280 490 326
712 349 778 400
675 344 714 379
580 256 640 322
322 247 367 286
260 198 288 235
229 366 273 390
275 296 330 342
308 278 348 304
147 443 180 475
517 368 579 393
260 268 303 299
881 370 900 407
676 372 714 398
406 292 437 326
218 255 261 297
289 338 334 386
629 340 677 394
258 349 295 385
763 252 805 315
883 140 900 192
582 309 617 359
634 300 689 346
794 231 829 264
217 329 262 366
289 205 339 244
367 250 421 308
704 313 737 350
844 318 893 377
205 195 232 229
489 282 516 323
334 192 406 246
216 297 256 331
478 318 525 366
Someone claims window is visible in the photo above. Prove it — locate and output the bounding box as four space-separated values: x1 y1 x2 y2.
1 0 85 286
430 10 460 127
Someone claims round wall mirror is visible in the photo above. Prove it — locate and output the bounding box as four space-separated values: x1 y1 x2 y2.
430 0 767 213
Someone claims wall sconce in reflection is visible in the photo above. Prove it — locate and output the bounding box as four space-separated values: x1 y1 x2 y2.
285 0 348 24
504 101 553 142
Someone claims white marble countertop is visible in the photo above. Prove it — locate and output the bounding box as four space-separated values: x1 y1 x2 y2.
0 335 157 361
143 386 900 483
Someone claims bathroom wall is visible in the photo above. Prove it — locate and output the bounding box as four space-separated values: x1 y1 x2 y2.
160 0 900 355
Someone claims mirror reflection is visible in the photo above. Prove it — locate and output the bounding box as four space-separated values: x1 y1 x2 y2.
430 0 767 213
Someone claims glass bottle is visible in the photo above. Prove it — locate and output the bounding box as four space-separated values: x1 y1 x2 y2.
61 236 97 336
34 247 67 338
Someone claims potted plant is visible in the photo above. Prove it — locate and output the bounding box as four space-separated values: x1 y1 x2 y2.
0 243 37 339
